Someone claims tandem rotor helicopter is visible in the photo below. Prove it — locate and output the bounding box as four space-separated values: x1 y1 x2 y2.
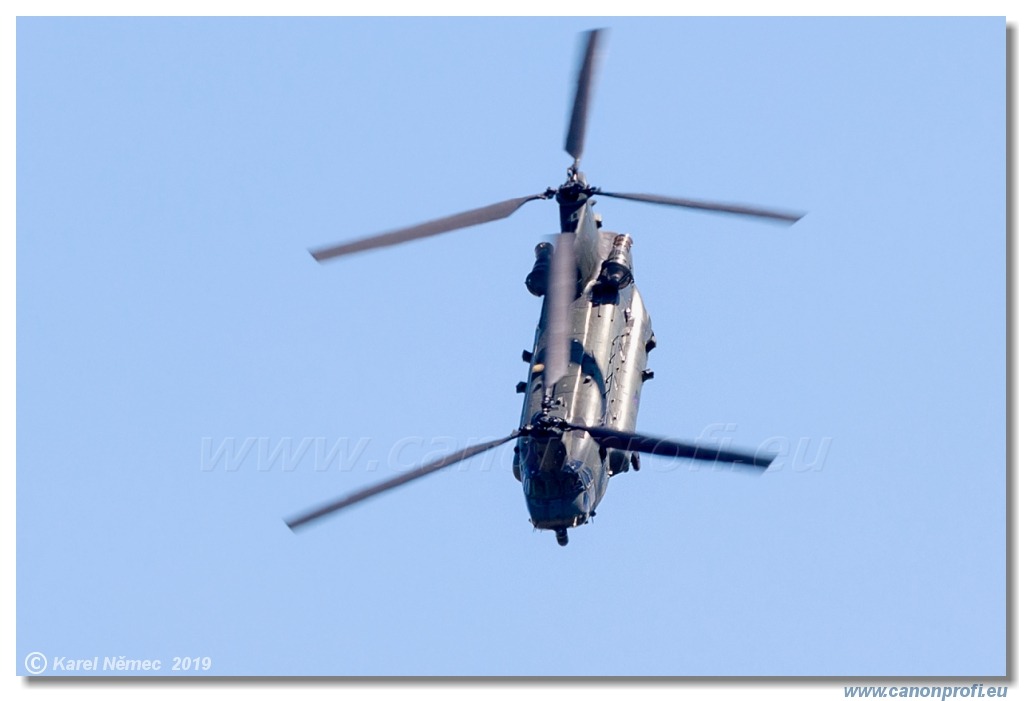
286 29 804 546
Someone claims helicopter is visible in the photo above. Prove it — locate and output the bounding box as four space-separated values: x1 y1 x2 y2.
286 29 804 546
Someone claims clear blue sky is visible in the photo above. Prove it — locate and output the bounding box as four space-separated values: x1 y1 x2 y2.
17 16 1005 676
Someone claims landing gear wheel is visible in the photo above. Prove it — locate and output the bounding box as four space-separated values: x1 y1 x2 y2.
555 528 569 546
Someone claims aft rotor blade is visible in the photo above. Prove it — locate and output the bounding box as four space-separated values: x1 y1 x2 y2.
596 190 805 225
286 432 521 530
310 193 550 262
564 29 605 163
569 423 775 469
544 232 576 390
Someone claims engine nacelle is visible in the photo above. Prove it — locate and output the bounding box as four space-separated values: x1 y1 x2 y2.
596 234 634 290
524 242 553 296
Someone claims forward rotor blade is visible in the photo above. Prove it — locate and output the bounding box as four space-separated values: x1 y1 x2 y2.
286 432 520 530
544 232 576 390
596 190 805 225
564 29 605 163
310 193 550 262
569 423 775 469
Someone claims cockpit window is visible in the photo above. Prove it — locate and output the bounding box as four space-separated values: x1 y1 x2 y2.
525 437 566 473
525 463 592 501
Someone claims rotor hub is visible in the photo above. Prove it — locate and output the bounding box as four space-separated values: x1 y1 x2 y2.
521 413 570 440
557 168 590 203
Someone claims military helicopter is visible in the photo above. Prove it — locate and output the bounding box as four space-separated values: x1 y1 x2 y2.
286 29 803 546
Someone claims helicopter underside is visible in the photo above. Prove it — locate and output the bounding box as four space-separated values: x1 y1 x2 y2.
286 29 792 543
515 221 656 545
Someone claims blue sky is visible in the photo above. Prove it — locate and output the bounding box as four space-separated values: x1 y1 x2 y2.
16 16 1006 676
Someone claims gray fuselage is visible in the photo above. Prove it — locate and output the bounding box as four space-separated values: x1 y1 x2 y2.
513 187 655 533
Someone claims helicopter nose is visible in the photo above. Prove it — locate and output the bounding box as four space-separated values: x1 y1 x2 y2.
522 459 596 528
526 488 593 530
